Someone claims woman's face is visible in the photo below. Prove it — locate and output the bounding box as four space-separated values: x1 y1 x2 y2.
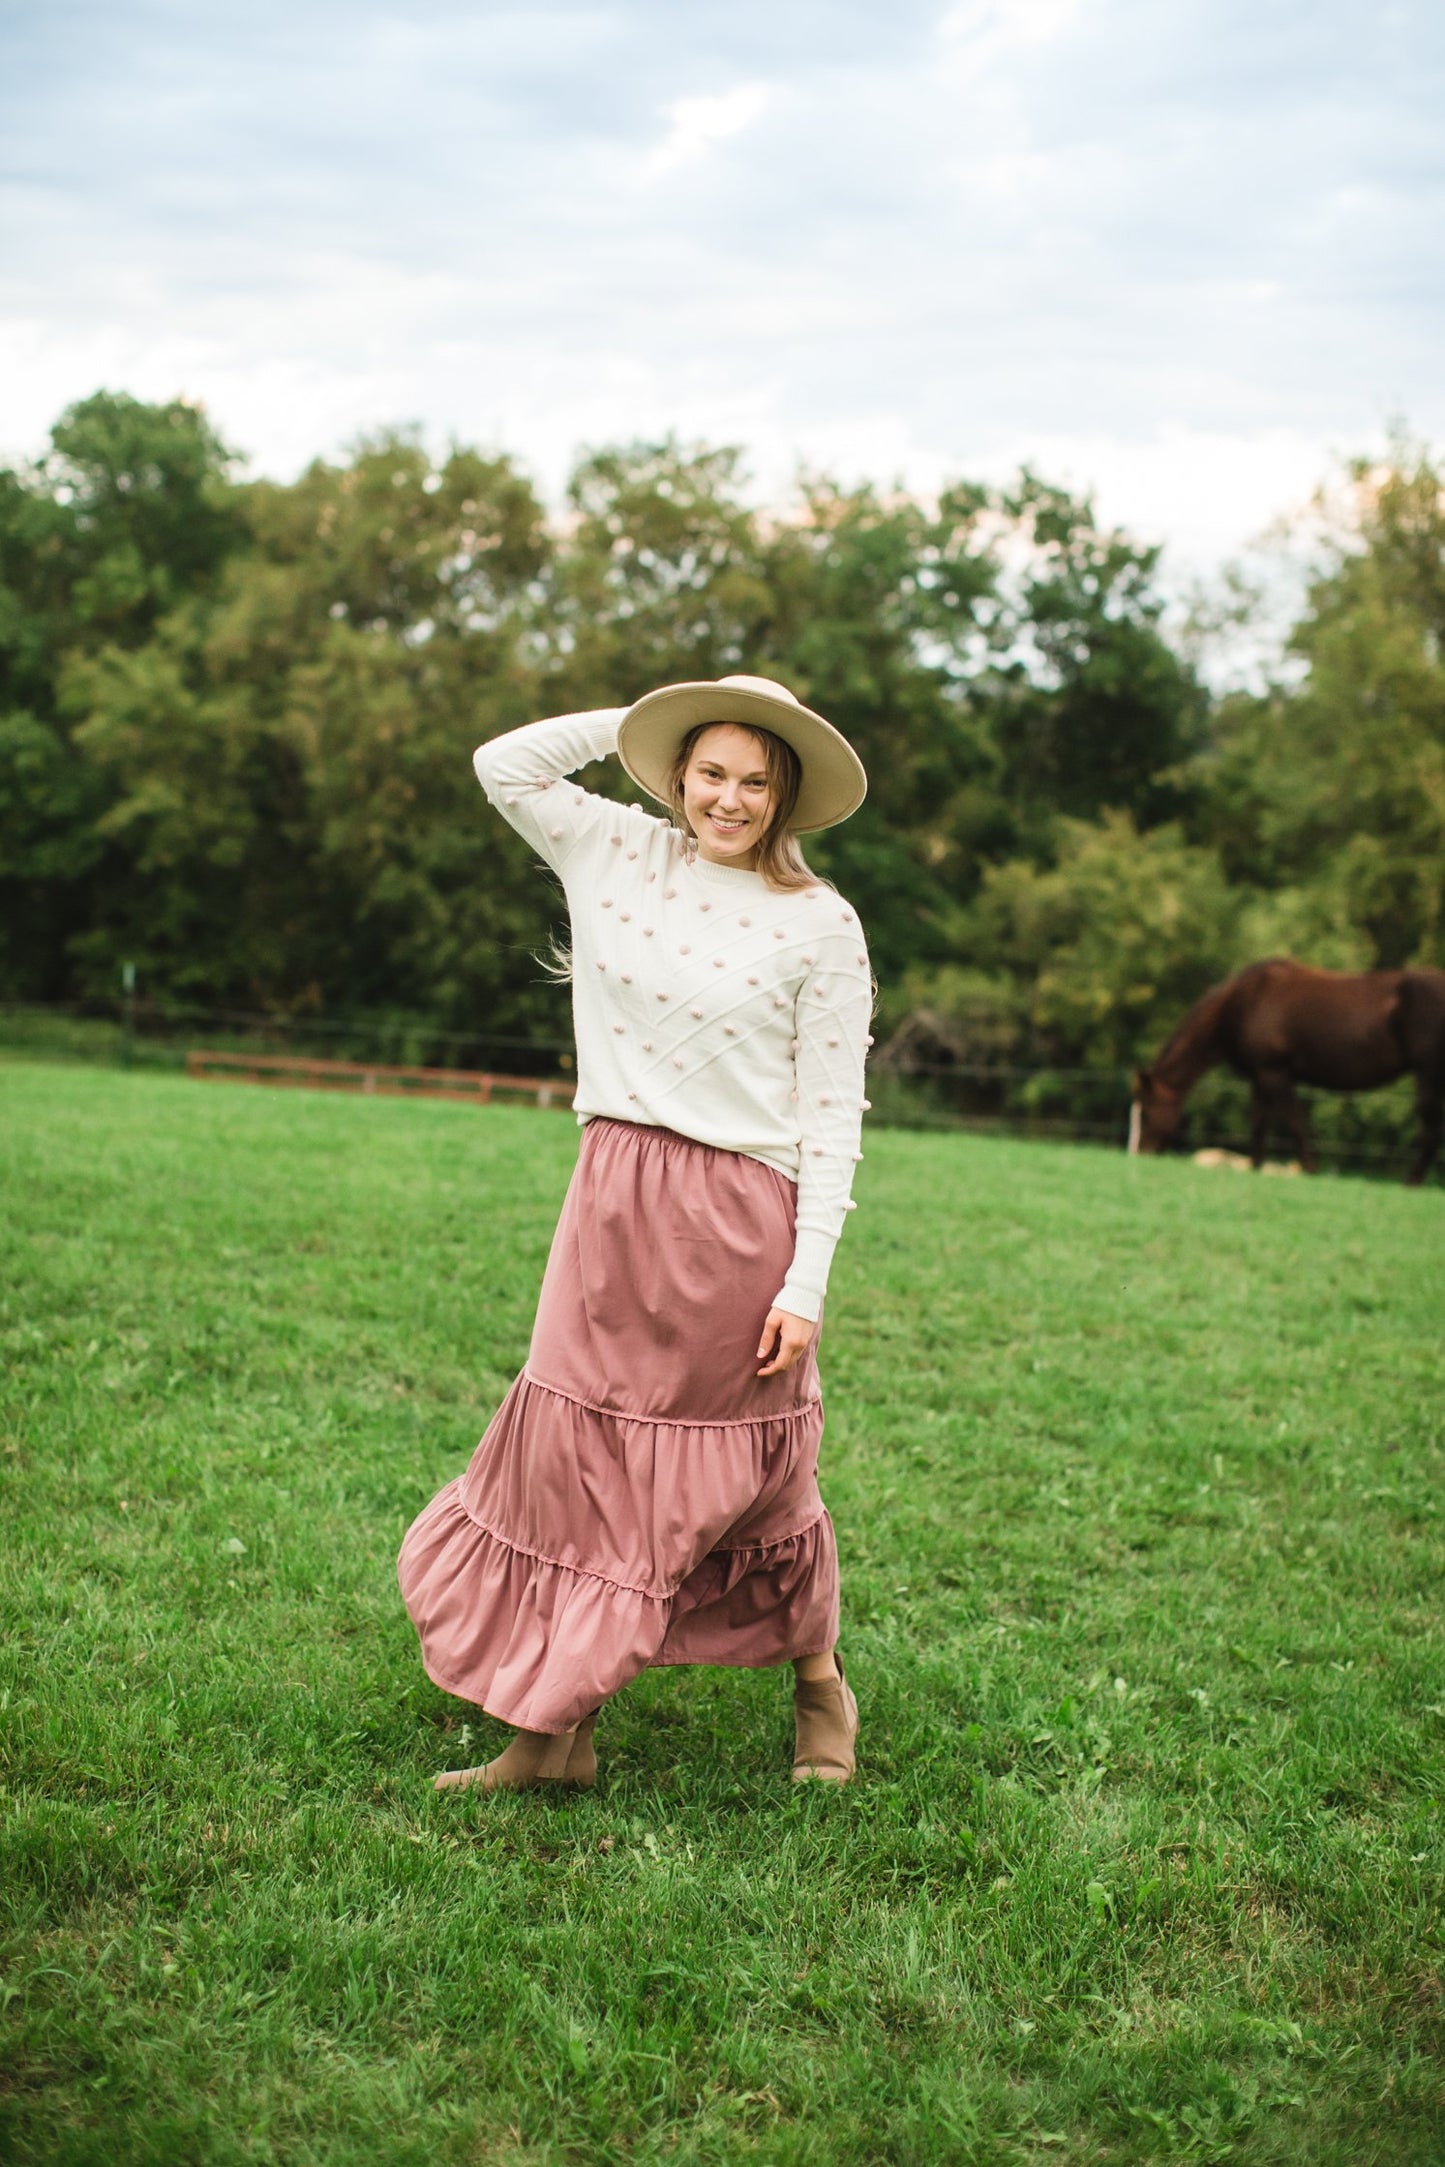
681 725 775 869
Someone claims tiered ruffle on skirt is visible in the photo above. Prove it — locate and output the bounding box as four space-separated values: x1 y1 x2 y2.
397 1116 839 1733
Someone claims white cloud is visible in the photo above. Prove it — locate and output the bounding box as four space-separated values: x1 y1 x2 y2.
938 0 1081 71
1 0 1442 601
642 82 774 180
969 423 1338 570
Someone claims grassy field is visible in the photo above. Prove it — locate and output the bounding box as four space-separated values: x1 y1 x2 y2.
2 1062 1441 2167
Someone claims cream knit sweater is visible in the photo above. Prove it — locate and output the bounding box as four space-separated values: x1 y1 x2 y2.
473 709 873 1323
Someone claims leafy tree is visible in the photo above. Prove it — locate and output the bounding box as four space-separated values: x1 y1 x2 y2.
763 475 1002 984
42 391 243 648
942 813 1241 1071
1197 442 1445 968
65 432 556 1019
540 440 773 704
0 393 244 995
535 445 1004 988
12 385 1441 1099
979 474 1208 847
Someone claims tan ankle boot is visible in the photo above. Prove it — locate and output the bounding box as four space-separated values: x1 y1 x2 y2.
792 1655 858 1783
562 1709 598 1787
435 1710 598 1794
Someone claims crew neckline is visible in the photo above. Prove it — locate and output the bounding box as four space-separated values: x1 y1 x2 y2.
682 844 767 888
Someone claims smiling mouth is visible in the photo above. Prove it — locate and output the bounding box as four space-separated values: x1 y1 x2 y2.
708 815 749 834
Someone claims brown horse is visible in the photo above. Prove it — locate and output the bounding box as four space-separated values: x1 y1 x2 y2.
1130 959 1445 1185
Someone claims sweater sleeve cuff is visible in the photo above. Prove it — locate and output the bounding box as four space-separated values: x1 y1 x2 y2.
778 1213 850 1319
772 1274 824 1326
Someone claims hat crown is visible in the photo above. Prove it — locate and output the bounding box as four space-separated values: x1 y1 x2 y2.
716 674 802 707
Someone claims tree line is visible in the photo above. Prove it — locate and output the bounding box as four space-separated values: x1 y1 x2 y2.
3 392 1441 1089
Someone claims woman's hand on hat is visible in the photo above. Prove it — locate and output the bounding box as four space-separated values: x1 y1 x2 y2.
756 1308 812 1378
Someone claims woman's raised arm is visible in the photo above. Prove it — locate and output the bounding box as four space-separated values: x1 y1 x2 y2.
473 708 633 877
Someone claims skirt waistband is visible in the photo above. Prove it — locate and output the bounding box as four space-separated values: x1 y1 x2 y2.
581 1113 797 1186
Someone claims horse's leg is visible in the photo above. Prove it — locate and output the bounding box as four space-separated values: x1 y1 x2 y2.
1407 1080 1442 1187
1248 1079 1272 1168
1282 1083 1318 1173
1250 1068 1315 1171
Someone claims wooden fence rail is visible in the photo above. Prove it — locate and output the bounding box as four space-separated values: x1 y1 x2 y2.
186 1048 575 1111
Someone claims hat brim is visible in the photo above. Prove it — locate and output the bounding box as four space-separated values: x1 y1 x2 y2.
616 682 867 835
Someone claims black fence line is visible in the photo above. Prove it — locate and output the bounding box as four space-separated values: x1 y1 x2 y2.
5 1001 1141 1083
861 1097 1418 1160
869 1100 1419 1170
876 1058 1131 1083
0 997 573 1059
1 998 1425 1172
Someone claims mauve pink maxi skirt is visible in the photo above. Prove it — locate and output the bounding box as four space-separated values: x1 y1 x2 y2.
397 1116 840 1733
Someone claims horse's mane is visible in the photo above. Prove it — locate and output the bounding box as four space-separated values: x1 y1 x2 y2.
1150 972 1241 1084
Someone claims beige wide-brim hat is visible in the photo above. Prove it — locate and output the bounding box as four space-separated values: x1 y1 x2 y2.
616 674 867 835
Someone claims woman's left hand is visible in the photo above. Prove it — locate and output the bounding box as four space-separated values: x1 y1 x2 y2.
756 1308 812 1377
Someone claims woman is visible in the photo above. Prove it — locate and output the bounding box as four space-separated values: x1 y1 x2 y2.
397 673 873 1791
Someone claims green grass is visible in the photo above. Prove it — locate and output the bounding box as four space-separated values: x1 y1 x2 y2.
2 1063 1441 2167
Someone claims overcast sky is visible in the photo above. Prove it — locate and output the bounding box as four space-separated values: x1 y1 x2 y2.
3 0 1442 582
